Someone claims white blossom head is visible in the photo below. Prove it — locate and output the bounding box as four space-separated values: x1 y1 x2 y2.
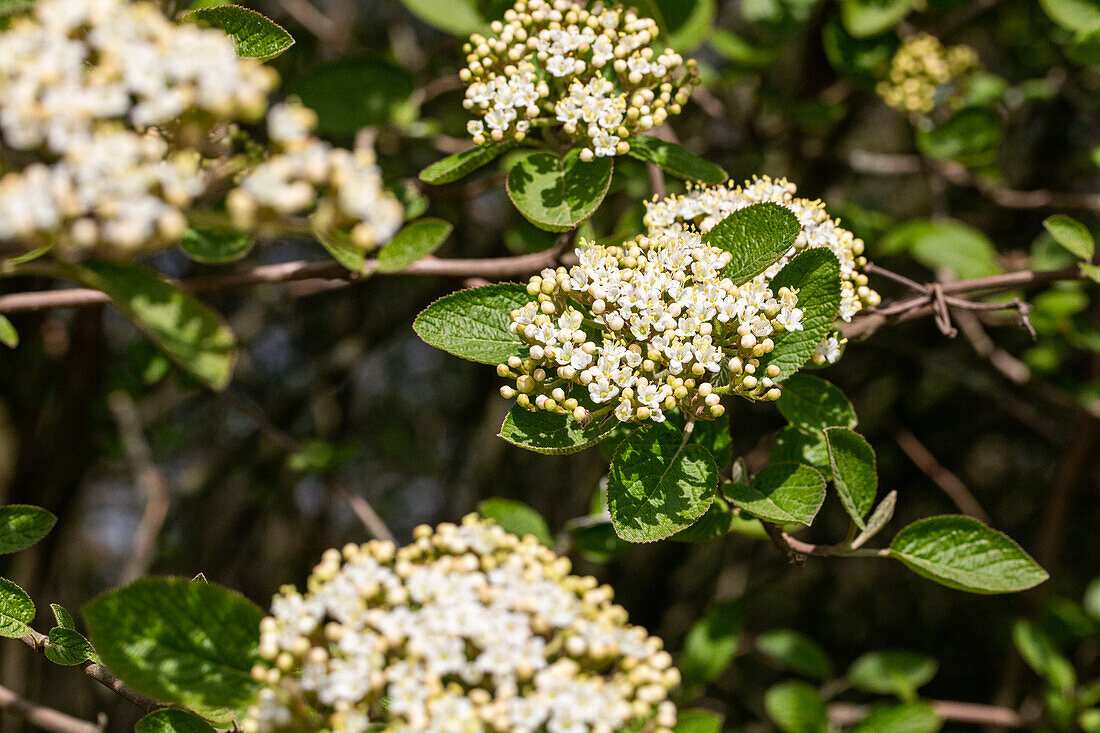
460 0 698 161
244 515 679 733
876 33 981 122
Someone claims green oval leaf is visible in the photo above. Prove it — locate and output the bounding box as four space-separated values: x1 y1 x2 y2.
413 283 531 365
377 218 452 272
671 496 766 542
853 703 943 733
1012 619 1076 692
84 577 264 719
847 650 938 698
755 629 835 680
183 5 294 60
626 136 728 185
607 422 718 543
0 314 17 348
67 261 237 391
680 599 743 687
399 0 485 36
0 577 34 638
0 505 56 555
420 143 512 185
772 426 832 480
916 109 1003 168
1040 0 1100 32
1044 215 1095 261
888 515 1049 594
50 603 75 630
776 374 857 437
727 462 826 526
757 249 842 382
824 427 878 529
180 228 254 265
477 498 554 546
674 710 725 733
880 220 1002 279
44 627 99 666
500 403 619 455
703 202 801 286
840 0 914 38
507 149 613 233
136 709 218 733
764 680 829 733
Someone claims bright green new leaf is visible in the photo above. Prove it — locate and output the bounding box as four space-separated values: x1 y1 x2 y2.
756 249 842 382
889 515 1049 594
0 577 34 638
51 604 75 630
916 109 1002 168
607 422 718 543
703 203 800 286
709 29 781 67
420 143 512 185
0 315 17 348
673 710 725 733
680 599 742 687
764 680 829 733
776 374 857 437
413 283 530 365
136 709 218 733
840 0 914 38
853 703 943 733
671 496 766 542
772 426 832 480
1044 215 1095 261
500 404 618 455
507 149 613 232
726 462 826 526
377 218 453 272
399 0 484 36
1039 0 1100 31
1086 576 1100 621
0 505 56 554
625 135 727 184
313 224 366 272
44 627 99 666
183 5 294 60
180 228 254 265
477 498 554 546
851 490 897 549
84 577 264 720
69 261 237 391
288 56 415 137
1013 619 1076 693
847 650 938 699
824 427 877 528
755 629 835 680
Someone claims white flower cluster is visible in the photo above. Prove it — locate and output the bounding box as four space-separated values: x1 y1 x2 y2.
0 0 276 252
228 103 403 251
461 0 698 161
500 231 805 426
245 515 678 733
876 33 980 122
644 176 881 366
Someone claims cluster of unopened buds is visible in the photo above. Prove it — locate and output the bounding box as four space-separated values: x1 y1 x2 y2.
244 515 678 733
460 0 698 161
500 230 806 426
0 0 275 253
644 175 881 366
227 102 404 251
876 33 981 122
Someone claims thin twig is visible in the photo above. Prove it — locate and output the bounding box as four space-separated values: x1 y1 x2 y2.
330 477 396 544
829 699 1030 728
893 425 991 522
0 682 101 733
762 522 889 564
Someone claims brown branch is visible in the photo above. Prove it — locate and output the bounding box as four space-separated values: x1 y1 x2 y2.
762 522 888 564
893 425 991 522
0 682 101 733
829 699 1030 728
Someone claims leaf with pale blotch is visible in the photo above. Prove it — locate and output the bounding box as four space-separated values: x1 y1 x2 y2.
0 577 34 638
625 135 727 184
776 374 857 437
824 427 877 528
183 5 294 60
377 218 452 272
507 149 613 232
888 515 1048 594
1044 215 1095 261
726 462 825 526
500 404 618 455
413 283 531 365
703 203 800 286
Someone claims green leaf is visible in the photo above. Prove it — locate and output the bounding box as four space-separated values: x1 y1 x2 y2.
847 650 938 699
840 0 914 38
180 228 254 265
680 599 742 687
44 627 99 666
288 56 415 137
853 703 943 733
182 5 294 60
625 136 727 185
755 629 835 680
377 218 452 272
824 427 877 529
709 29 781 68
477 498 554 546
851 490 897 549
507 149 613 232
916 109 1003 168
500 404 619 455
0 0 35 16
879 220 1002 279
0 577 34 638
1012 619 1076 692
399 0 484 36
772 426 832 480
1040 0 1100 32
1086 576 1100 621
822 19 898 86
757 249 842 382
313 224 366 272
420 143 512 185
671 496 766 542
776 374 857 437
1044 215 1095 261
889 515 1049 594
674 710 725 733
0 505 56 555
84 577 264 719
607 422 718 543
68 261 237 391
51 604 75 630
413 283 531 365
136 709 218 733
764 681 828 733
286 439 358 473
660 0 717 50
703 203 800 286
727 462 826 526
0 314 17 348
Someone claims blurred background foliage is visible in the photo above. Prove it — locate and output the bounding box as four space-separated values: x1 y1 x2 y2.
2 0 1099 730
